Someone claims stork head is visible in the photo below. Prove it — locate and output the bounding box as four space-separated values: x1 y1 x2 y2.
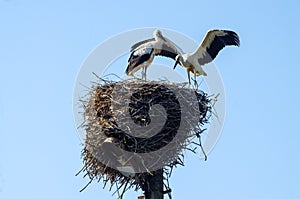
153 29 163 40
173 54 183 69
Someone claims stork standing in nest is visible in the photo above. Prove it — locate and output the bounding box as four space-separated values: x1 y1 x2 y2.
126 29 182 80
173 29 240 87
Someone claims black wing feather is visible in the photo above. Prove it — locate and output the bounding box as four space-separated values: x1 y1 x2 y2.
126 48 154 75
198 30 240 65
155 43 181 60
130 38 155 52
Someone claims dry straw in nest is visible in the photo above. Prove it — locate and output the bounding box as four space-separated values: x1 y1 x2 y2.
77 79 212 198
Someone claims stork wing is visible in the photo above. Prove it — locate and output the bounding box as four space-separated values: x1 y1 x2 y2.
193 30 240 65
126 47 154 75
155 38 183 60
130 38 155 52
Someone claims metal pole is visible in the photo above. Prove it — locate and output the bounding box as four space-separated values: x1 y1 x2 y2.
143 169 164 199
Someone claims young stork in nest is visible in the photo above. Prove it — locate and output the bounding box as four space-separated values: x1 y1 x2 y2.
126 29 182 80
173 29 240 87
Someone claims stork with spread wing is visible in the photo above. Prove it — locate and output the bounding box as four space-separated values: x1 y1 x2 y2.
173 30 240 86
126 29 182 80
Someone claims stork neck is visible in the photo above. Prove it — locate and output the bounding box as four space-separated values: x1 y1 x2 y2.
179 54 192 67
182 54 189 62
154 34 163 41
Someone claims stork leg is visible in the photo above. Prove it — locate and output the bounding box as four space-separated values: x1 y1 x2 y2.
187 70 191 88
141 63 147 81
141 64 145 80
144 65 147 81
193 70 198 90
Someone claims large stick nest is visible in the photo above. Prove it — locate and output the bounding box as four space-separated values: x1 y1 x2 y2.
77 79 212 198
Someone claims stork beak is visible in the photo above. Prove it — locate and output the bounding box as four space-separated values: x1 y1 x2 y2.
173 60 179 69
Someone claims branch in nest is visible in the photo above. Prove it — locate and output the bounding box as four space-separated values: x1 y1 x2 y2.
76 79 212 197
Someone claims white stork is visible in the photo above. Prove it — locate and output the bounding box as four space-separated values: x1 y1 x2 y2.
126 29 182 80
173 29 240 86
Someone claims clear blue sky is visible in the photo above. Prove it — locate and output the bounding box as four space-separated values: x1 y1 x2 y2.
1 0 300 198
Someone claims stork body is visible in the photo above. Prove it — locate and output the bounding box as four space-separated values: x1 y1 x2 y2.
173 29 240 86
175 53 206 85
126 47 155 79
126 29 182 80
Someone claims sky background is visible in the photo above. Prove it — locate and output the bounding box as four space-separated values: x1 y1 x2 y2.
1 0 300 199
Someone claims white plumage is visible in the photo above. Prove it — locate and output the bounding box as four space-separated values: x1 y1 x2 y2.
126 29 182 80
126 29 240 85
173 29 240 86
